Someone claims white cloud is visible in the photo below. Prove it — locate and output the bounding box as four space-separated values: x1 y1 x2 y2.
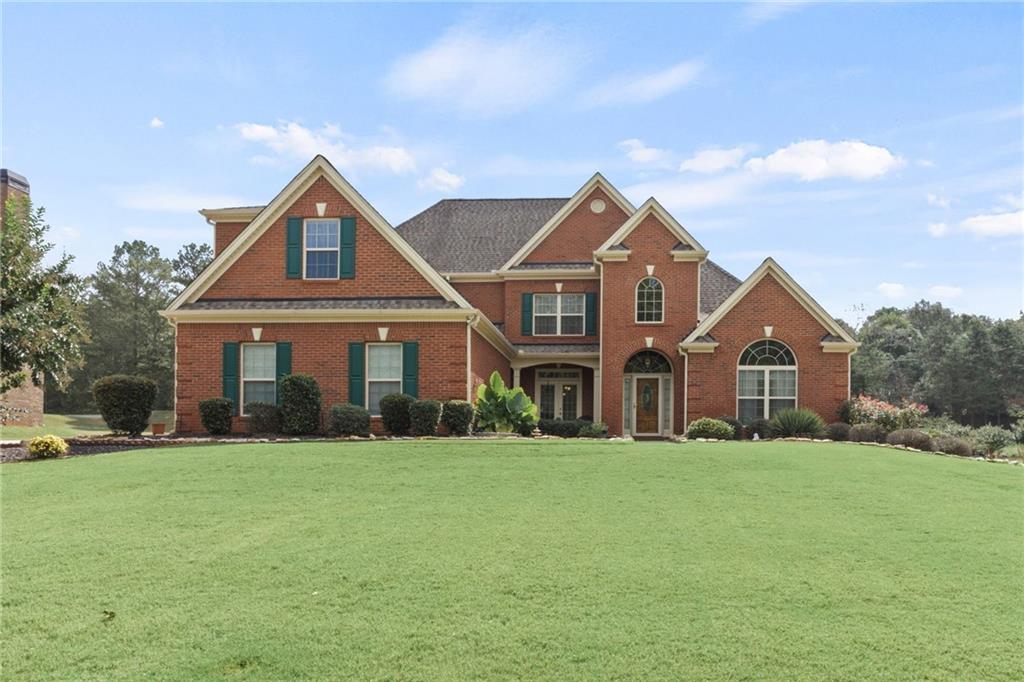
235 121 416 174
928 285 963 299
960 210 1024 238
902 261 926 269
741 1 810 27
583 59 704 107
679 146 748 174
384 22 584 117
916 159 936 168
417 167 465 193
745 140 904 181
926 193 950 209
618 138 669 164
928 222 950 238
624 172 758 212
999 192 1023 210
117 184 249 213
877 282 907 299
149 117 165 129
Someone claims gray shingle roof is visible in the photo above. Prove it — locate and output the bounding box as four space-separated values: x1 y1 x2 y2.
185 297 460 310
396 198 568 272
700 260 742 316
515 344 600 354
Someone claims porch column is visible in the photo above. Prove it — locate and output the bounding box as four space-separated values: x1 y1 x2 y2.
512 367 521 388
593 367 602 422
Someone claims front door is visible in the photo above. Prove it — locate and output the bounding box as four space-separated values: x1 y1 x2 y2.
635 377 660 434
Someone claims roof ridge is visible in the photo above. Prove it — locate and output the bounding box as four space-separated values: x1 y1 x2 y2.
435 197 570 202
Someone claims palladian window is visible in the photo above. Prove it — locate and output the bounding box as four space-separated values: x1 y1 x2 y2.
737 339 796 424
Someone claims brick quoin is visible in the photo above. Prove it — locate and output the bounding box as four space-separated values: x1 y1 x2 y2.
523 188 629 264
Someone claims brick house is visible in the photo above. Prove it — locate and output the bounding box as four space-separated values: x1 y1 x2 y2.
162 155 859 436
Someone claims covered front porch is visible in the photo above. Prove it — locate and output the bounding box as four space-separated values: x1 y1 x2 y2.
511 345 600 422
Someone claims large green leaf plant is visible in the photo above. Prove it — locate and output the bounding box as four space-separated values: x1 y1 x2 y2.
474 371 539 434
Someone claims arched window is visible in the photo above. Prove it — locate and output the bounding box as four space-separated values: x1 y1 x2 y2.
636 277 663 323
624 350 672 374
737 340 796 424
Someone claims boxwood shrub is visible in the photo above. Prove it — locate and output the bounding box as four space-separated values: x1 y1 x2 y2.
538 418 588 438
972 425 1013 457
328 403 370 437
380 393 414 436
769 408 825 438
440 400 474 436
92 374 158 436
932 435 973 457
245 402 281 434
686 417 735 440
826 422 851 441
199 397 233 435
279 374 322 435
886 428 933 451
578 421 609 438
717 415 743 440
849 423 888 443
410 399 442 436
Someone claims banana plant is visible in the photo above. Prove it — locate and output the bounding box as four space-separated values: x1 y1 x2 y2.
474 371 539 433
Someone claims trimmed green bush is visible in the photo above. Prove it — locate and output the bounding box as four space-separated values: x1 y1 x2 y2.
279 374 321 435
198 398 233 435
28 435 68 458
887 428 933 451
380 393 415 436
826 422 851 441
92 374 157 436
410 399 442 437
538 418 588 438
327 403 370 437
972 425 1013 457
245 402 281 434
747 418 771 440
769 408 825 438
932 435 973 457
440 400 474 437
686 417 735 440
849 423 888 443
579 421 609 438
717 415 743 440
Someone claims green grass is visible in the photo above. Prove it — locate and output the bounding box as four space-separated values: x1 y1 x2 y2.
3 441 1022 681
0 411 174 440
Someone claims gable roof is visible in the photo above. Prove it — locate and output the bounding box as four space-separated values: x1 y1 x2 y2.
700 260 742 316
164 155 471 314
396 198 566 273
595 197 707 257
681 258 858 346
499 173 636 271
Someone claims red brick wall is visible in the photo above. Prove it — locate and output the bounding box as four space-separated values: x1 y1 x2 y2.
504 278 600 345
686 273 850 425
470 329 511 397
214 222 248 256
600 214 700 435
175 321 468 433
202 176 439 300
524 188 629 264
455 281 505 324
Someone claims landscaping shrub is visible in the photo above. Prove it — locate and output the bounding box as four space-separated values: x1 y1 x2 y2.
280 374 322 435
837 399 853 425
380 393 415 435
579 421 609 438
769 408 825 438
887 428 933 451
932 435 973 457
28 435 68 458
410 399 442 436
826 422 851 441
327 403 370 437
538 418 588 438
686 417 735 440
92 374 157 435
747 418 771 440
849 423 888 443
717 415 743 440
245 402 281 434
199 398 233 435
848 395 927 431
474 371 539 434
440 400 474 436
920 415 974 440
972 425 1013 457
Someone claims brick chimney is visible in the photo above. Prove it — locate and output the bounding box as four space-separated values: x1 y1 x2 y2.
0 169 31 205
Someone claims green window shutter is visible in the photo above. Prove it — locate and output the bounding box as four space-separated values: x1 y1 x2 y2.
222 342 240 415
275 342 292 406
339 217 356 279
402 342 419 398
286 217 302 279
348 342 365 407
521 293 533 336
585 292 597 336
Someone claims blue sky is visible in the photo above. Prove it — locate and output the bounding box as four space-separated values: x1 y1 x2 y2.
4 2 1022 321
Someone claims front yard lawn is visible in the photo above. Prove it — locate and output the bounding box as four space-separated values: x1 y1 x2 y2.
2 440 1021 680
0 411 174 440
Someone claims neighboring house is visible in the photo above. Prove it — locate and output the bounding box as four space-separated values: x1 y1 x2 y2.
162 155 858 437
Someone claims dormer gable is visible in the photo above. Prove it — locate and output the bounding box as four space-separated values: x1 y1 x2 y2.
594 198 708 263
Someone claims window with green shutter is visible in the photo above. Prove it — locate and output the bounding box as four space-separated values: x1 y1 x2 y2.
585 292 597 335
348 342 365 407
521 292 533 336
286 217 302 279
275 342 292 406
222 342 240 415
402 342 419 398
340 217 356 279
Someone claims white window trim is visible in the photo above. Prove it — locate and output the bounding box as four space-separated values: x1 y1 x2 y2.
535 369 583 420
240 342 276 416
635 277 664 324
735 340 798 421
532 293 585 337
302 217 341 280
366 342 403 417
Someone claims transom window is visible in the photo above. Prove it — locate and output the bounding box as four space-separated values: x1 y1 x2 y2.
635 277 664 323
304 218 340 279
241 343 276 413
533 293 585 336
366 344 402 416
737 340 796 424
624 350 671 374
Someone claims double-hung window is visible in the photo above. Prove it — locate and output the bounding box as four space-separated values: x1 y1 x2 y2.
737 340 797 424
367 344 402 416
533 293 585 336
304 218 340 279
241 343 276 412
